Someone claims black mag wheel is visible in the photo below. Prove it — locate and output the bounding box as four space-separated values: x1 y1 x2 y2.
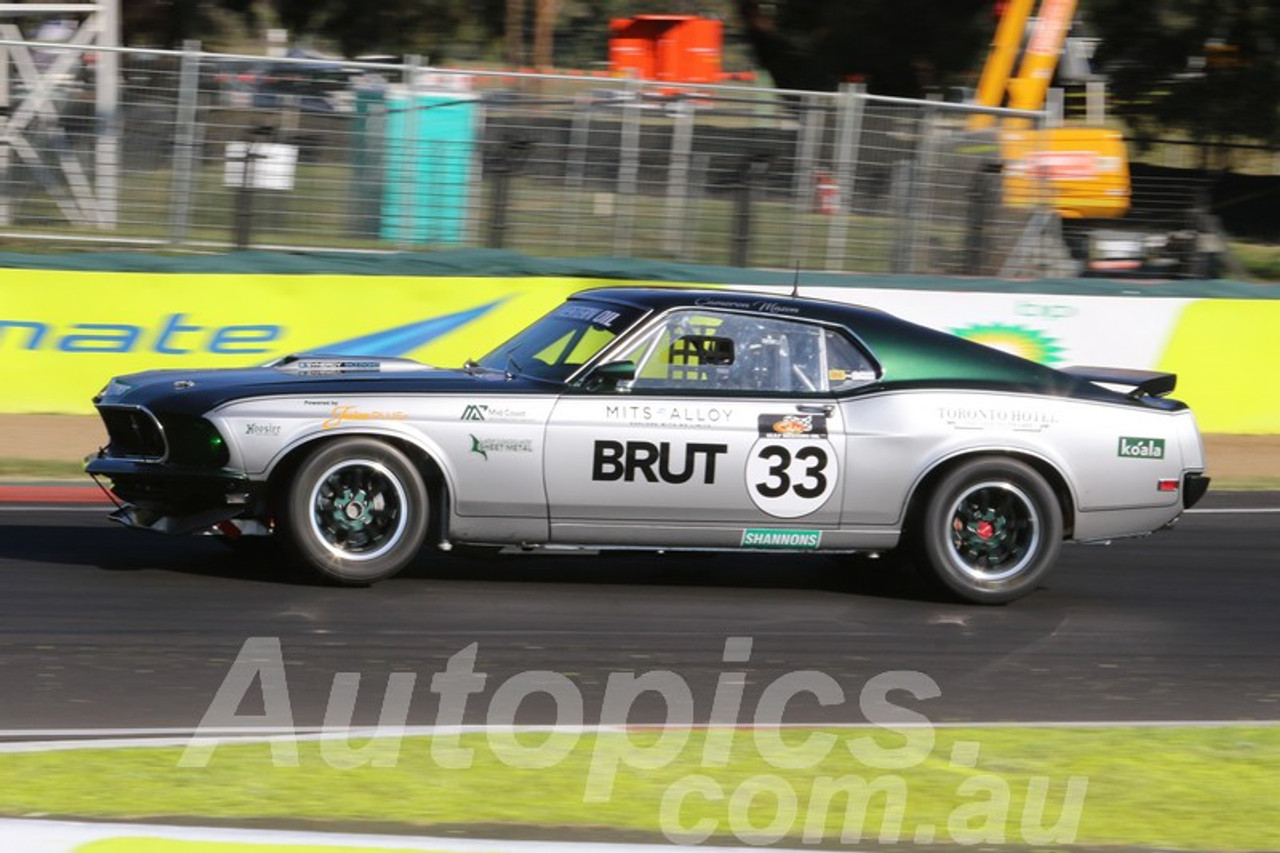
282 438 429 585
914 457 1062 604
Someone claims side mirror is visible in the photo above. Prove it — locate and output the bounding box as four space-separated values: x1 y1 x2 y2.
582 359 636 391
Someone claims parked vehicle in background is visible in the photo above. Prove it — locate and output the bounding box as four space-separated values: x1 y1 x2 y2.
212 50 354 113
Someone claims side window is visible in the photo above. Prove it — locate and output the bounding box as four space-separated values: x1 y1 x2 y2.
729 316 824 393
618 312 730 387
616 310 851 394
824 329 879 392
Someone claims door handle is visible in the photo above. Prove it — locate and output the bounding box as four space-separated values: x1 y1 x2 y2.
795 404 833 415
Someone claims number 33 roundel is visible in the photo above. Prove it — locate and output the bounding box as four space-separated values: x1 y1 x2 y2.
746 414 838 518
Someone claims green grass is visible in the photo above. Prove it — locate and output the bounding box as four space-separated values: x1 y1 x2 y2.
1203 477 1280 490
0 727 1277 849
1229 241 1280 282
0 458 86 480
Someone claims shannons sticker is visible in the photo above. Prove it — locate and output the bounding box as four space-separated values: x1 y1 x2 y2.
741 529 822 549
1118 436 1166 459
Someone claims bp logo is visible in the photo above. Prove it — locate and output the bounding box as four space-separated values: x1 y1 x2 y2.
949 323 1064 365
1118 436 1166 459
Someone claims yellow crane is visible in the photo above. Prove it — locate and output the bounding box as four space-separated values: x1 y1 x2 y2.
970 0 1130 220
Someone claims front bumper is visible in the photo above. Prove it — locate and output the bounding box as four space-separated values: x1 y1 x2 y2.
86 456 261 535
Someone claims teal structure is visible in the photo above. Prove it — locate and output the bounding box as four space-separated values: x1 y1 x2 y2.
380 89 478 246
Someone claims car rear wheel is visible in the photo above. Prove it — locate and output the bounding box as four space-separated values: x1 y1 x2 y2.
913 458 1062 604
282 438 428 585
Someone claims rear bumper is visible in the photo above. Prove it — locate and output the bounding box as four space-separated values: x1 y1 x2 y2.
1183 473 1211 509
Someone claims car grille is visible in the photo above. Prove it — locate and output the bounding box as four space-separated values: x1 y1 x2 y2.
99 406 167 461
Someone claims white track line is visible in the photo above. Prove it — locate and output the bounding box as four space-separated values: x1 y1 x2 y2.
1186 507 1280 514
1 720 1277 755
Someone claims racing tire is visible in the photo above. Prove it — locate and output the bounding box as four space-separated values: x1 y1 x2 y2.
912 457 1062 605
281 438 429 585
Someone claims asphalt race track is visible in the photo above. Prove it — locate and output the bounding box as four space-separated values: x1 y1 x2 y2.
1 492 1277 733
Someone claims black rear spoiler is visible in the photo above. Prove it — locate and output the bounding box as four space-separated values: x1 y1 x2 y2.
1062 366 1177 399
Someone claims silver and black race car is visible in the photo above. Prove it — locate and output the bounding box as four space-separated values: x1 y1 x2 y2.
86 287 1209 603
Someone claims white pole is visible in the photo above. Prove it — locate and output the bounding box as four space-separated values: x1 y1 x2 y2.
94 0 119 229
0 40 9 226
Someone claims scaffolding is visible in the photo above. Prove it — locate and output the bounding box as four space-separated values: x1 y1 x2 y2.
0 1 119 228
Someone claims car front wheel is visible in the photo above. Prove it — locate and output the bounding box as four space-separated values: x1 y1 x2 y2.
282 438 428 585
913 458 1062 604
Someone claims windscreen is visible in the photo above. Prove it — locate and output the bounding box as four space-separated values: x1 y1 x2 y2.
477 300 645 382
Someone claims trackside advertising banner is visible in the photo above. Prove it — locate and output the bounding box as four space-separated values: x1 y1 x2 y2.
1 272 585 415
2 270 1278 432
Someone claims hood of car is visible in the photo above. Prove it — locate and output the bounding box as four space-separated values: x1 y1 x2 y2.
94 355 549 417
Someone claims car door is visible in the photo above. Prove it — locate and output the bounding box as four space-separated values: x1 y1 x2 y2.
543 308 847 548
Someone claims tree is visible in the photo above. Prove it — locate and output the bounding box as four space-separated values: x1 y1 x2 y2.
506 0 527 66
122 0 256 47
271 0 505 62
730 0 1280 155
734 0 993 96
1088 0 1280 155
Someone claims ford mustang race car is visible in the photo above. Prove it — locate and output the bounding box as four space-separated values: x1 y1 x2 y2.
86 287 1209 603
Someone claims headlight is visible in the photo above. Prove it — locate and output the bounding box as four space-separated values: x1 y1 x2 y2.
160 416 230 468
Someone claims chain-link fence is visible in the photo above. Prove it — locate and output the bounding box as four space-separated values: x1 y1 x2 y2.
0 40 1223 278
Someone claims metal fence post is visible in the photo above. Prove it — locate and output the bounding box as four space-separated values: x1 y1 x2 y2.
167 40 201 246
560 92 592 254
232 124 273 250
912 104 943 274
825 83 864 270
565 91 591 192
663 98 694 260
466 95 484 247
392 54 421 248
888 161 909 274
0 41 9 227
613 73 641 257
731 153 771 267
95 0 120 229
1086 80 1105 125
964 163 1002 274
486 138 531 248
1047 87 1064 127
789 93 824 264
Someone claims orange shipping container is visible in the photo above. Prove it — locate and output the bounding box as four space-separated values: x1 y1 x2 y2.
608 15 723 85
